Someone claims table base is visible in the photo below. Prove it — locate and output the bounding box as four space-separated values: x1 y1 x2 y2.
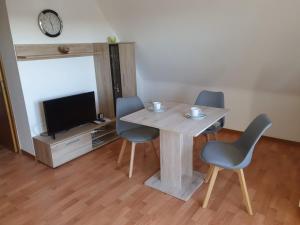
145 171 205 201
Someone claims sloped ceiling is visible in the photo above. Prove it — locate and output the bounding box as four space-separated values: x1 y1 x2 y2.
98 0 300 95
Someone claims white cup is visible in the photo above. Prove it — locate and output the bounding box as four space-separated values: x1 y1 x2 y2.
190 106 201 117
153 102 162 111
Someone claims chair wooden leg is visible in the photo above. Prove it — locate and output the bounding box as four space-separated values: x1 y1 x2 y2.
204 164 214 183
117 139 127 168
143 143 147 158
202 166 219 208
237 169 253 215
129 142 136 178
205 134 210 142
213 132 218 140
150 141 159 161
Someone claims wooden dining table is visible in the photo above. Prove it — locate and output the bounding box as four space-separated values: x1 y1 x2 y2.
121 102 229 201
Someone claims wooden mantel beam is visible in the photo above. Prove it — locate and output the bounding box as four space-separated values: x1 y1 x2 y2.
15 43 99 61
14 42 134 61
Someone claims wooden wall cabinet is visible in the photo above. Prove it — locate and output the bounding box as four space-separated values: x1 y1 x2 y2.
15 42 137 119
15 42 137 166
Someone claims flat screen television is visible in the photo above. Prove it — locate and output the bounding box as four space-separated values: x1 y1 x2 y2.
43 92 96 138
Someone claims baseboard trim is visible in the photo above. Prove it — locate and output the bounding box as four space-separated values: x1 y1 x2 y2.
222 128 300 146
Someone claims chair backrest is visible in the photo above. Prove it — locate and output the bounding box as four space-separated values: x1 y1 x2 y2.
116 96 144 135
235 114 272 167
195 90 225 127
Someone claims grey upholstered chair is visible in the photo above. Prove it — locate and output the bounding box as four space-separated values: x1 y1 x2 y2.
116 96 159 178
200 114 272 215
195 90 225 141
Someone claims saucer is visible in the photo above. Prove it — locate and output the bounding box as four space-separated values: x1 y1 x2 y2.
184 112 206 120
147 105 167 112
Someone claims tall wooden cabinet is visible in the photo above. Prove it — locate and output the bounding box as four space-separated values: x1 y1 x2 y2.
119 43 137 97
94 42 136 119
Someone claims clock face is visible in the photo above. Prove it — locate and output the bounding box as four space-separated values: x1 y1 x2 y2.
38 10 63 37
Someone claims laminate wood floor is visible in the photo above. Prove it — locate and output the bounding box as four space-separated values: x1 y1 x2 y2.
0 131 299 225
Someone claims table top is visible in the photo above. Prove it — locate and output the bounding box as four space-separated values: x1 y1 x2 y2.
121 102 229 137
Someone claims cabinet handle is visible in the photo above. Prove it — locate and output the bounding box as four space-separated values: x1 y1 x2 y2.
66 138 80 146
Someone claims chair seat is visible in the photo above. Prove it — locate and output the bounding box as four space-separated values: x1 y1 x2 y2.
201 141 245 169
120 126 159 143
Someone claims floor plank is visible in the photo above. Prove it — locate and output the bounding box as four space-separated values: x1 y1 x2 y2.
0 131 299 225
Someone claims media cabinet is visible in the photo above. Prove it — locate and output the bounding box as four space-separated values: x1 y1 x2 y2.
16 42 137 166
33 120 118 168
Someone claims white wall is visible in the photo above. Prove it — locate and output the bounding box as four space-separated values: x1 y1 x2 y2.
5 0 116 154
142 80 300 142
98 0 300 142
6 0 115 44
17 57 99 137
0 0 34 153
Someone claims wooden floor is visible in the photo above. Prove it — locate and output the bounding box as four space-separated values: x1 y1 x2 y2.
0 131 299 225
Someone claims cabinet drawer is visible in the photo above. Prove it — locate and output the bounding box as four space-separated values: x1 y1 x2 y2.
51 133 92 167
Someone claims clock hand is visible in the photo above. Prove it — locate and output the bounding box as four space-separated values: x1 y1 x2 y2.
49 19 54 31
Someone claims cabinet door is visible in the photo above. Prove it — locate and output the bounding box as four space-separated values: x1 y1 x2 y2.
93 44 115 119
119 43 137 97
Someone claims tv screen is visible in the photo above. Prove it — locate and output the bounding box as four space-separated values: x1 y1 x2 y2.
43 92 96 136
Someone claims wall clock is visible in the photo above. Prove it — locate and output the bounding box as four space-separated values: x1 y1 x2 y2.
38 9 63 37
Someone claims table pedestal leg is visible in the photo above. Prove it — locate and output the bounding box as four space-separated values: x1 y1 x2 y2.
145 130 204 201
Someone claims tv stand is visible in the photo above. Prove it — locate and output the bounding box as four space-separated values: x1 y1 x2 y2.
33 119 118 168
